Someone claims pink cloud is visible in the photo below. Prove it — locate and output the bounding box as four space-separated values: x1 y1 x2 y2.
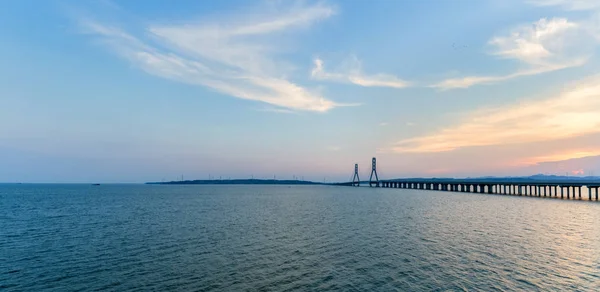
571 169 585 175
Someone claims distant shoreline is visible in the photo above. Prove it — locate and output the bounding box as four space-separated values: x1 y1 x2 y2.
147 174 600 186
146 179 324 185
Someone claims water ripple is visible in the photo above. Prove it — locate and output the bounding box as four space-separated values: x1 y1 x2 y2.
1 184 599 291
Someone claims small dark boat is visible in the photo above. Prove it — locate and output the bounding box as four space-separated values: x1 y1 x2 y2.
92 184 100 186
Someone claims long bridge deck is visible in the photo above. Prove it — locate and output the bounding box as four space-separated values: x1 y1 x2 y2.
334 179 600 201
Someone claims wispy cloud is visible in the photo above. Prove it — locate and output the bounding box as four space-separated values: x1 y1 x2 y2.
432 60 585 89
528 0 600 11
256 107 297 114
379 122 388 126
433 18 591 89
311 56 410 88
78 2 342 112
517 149 600 166
394 75 600 152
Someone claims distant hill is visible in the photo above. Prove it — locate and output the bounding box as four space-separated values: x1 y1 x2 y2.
146 179 322 185
469 174 600 181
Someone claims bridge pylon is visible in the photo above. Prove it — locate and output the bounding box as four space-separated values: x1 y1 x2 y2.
369 157 379 187
352 164 360 186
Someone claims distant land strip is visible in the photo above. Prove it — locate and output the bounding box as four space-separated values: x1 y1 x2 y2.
146 179 323 185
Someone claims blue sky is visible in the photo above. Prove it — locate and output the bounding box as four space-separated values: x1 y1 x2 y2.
2 0 600 183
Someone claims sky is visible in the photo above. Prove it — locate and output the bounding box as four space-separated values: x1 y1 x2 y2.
1 0 600 183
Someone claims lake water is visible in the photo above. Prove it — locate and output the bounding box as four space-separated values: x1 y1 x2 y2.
2 184 600 291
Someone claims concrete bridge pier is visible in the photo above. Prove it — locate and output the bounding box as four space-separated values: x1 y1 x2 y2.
543 186 547 197
528 185 532 196
568 186 573 198
531 185 535 196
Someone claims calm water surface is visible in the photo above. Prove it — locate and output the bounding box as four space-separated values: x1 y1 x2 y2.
1 184 600 291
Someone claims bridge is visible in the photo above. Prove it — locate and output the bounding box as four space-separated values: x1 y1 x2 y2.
334 157 600 201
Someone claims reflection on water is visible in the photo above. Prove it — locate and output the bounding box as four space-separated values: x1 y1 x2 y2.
1 184 599 291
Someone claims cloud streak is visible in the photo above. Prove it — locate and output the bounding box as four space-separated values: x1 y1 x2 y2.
311 57 410 88
394 75 600 153
433 18 591 89
518 149 600 166
79 2 341 112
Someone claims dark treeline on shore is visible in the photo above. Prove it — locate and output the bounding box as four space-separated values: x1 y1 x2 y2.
147 179 323 185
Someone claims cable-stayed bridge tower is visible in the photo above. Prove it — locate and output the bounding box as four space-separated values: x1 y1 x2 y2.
352 164 360 186
369 157 379 187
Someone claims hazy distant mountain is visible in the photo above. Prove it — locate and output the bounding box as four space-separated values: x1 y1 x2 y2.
465 174 600 181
